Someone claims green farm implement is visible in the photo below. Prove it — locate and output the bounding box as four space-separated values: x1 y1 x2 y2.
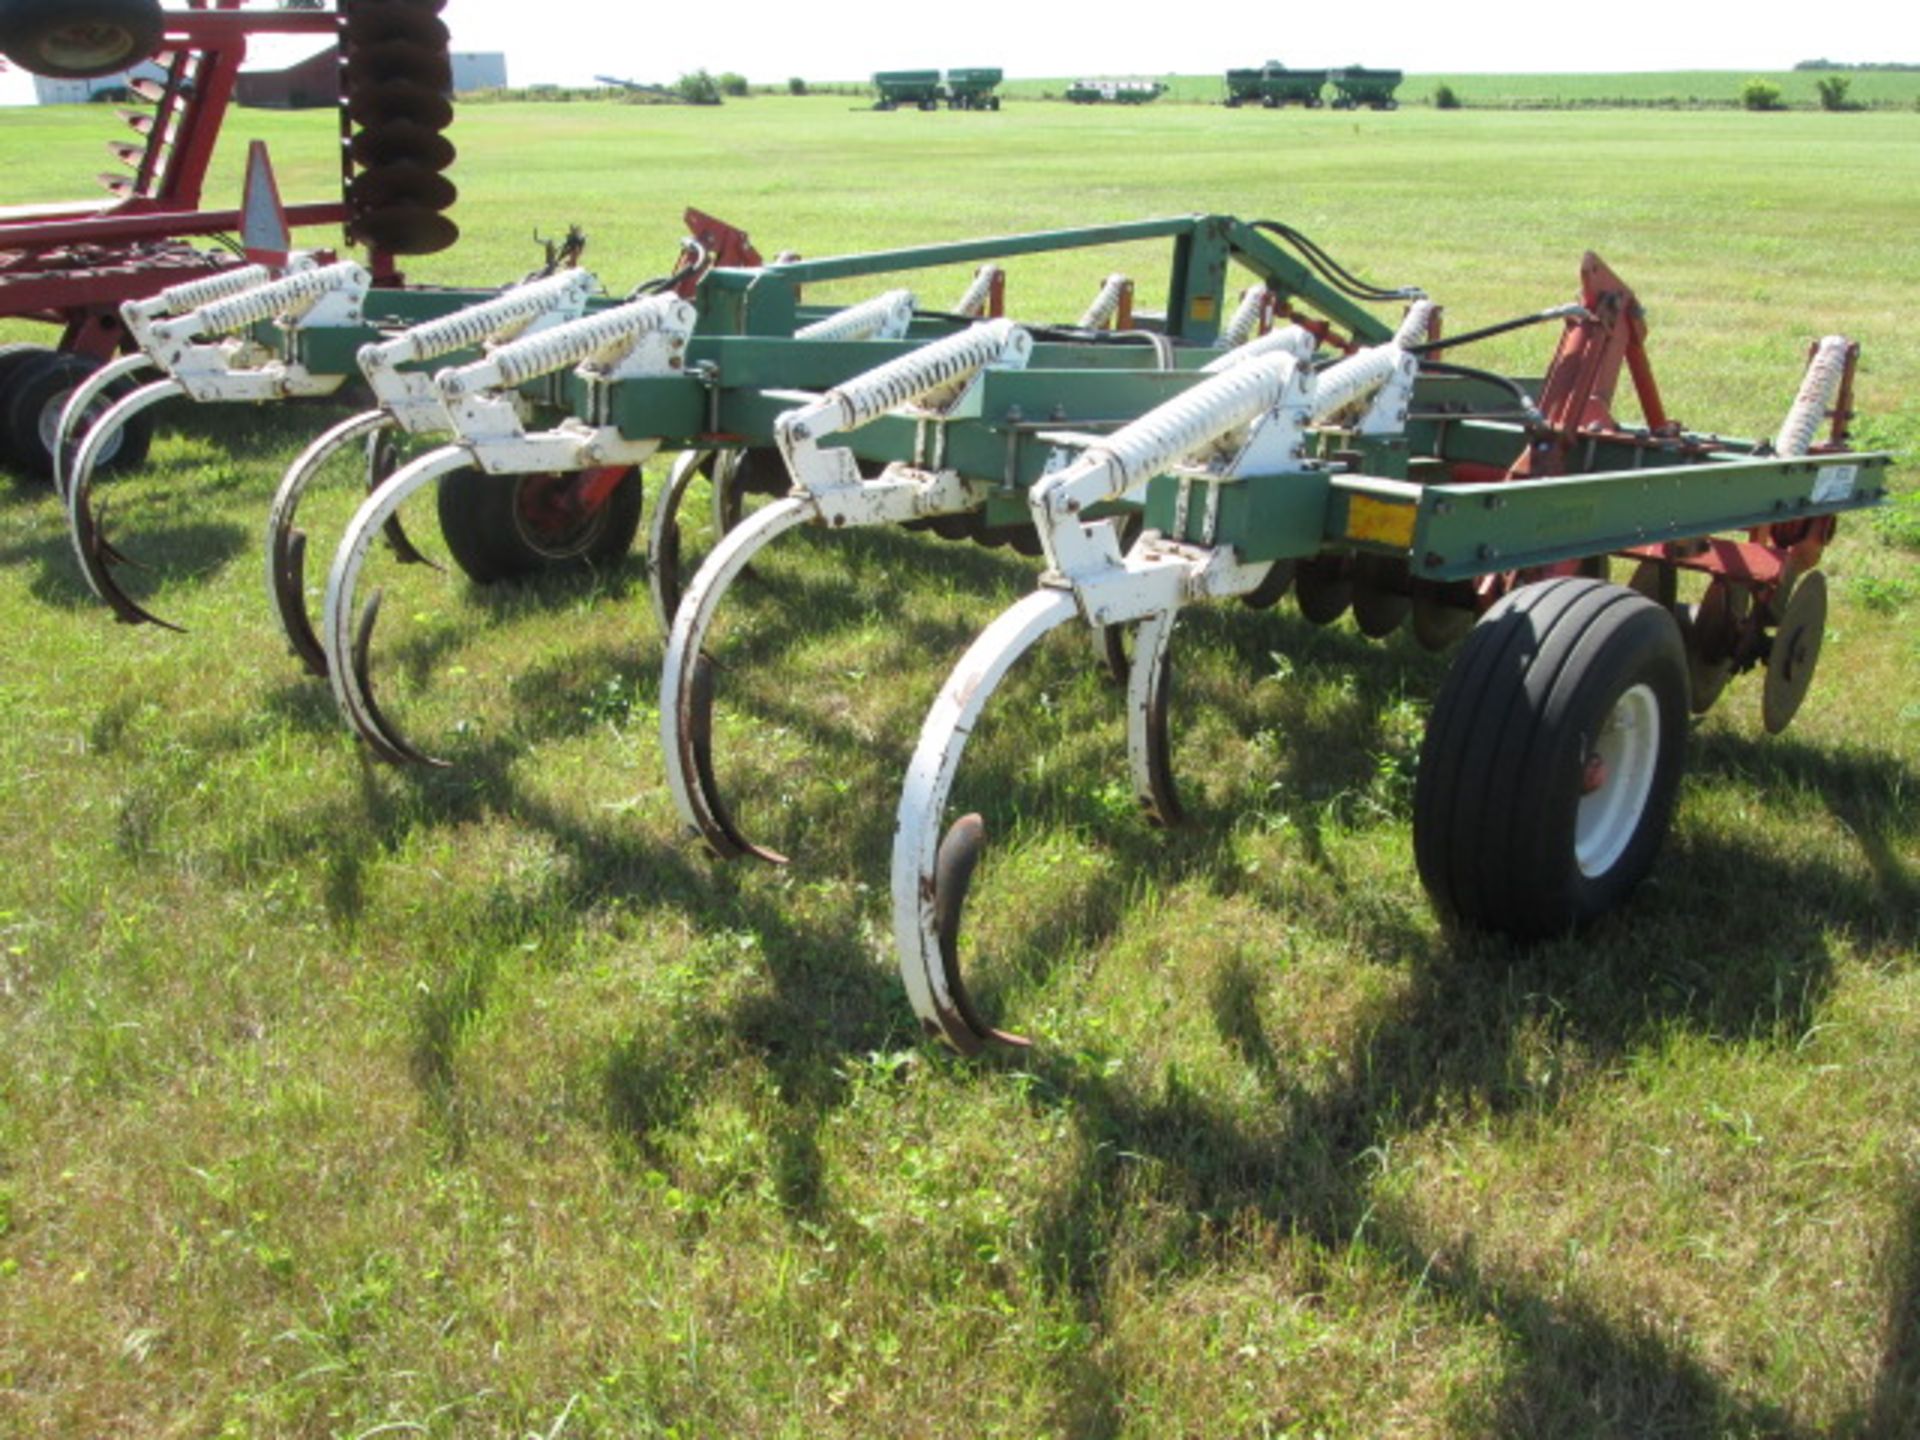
944 67 1004 110
1225 62 1330 108
871 70 943 110
1329 65 1405 109
872 68 1002 110
52 212 1891 1052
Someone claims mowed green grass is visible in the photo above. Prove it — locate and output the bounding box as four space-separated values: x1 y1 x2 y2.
0 98 1916 1437
1004 70 1920 109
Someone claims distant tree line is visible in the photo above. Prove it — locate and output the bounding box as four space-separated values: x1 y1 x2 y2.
1793 59 1920 70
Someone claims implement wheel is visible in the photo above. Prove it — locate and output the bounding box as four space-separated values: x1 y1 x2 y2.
1413 577 1688 939
0 0 161 78
436 465 642 584
6 351 151 480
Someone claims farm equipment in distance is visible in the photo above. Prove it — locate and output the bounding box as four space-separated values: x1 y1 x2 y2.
1225 62 1330 108
0 0 460 479
1329 65 1404 109
50 210 1892 1055
872 68 1003 111
1065 79 1166 105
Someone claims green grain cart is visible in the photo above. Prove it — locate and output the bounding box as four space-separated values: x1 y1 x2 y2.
1329 65 1403 109
1224 61 1328 108
943 67 1003 110
872 70 943 110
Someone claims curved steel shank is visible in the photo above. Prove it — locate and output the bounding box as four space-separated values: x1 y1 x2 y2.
320 445 478 766
65 378 187 630
54 353 152 500
891 587 1081 1052
266 408 398 677
658 495 814 862
648 448 739 631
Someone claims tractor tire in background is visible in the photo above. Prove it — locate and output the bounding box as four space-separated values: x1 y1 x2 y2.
0 0 162 78
3 350 153 480
1412 577 1688 940
0 344 57 465
435 466 643 585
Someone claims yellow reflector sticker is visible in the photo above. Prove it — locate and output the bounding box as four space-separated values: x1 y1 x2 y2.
1347 495 1416 549
1189 295 1217 323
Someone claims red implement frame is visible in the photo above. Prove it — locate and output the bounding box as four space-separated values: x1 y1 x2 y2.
1468 254 1859 628
0 2 375 358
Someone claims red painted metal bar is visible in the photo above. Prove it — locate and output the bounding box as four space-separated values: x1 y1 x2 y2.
1 202 350 250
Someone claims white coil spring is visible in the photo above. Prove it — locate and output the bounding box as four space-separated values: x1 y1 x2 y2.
156 264 273 315
1085 353 1299 494
442 293 687 393
371 271 596 369
1774 335 1851 458
953 265 1002 319
1391 299 1434 350
1201 323 1315 374
828 319 1024 430
1309 301 1430 419
1219 285 1270 349
796 289 917 342
1078 274 1130 330
187 261 369 337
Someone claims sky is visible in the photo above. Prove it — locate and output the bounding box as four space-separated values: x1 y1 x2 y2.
439 0 1918 87
0 0 1913 103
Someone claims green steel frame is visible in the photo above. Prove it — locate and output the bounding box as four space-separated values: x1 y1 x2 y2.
264 214 1888 590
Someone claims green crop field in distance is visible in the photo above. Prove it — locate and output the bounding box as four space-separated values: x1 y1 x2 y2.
1004 69 1920 108
0 96 1916 1437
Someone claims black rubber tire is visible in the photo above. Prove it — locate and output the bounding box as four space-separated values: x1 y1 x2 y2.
435 465 643 584
1412 577 1688 940
0 343 57 466
5 351 152 480
0 0 161 78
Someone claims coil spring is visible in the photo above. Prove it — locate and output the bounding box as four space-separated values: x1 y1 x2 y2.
1391 299 1434 350
830 319 1025 430
1201 323 1315 374
1220 285 1270 349
796 289 917 342
1309 302 1430 419
443 294 688 393
187 261 370 338
1078 274 1130 330
1088 354 1298 494
155 264 273 315
1774 334 1851 458
953 266 1002 319
373 271 596 368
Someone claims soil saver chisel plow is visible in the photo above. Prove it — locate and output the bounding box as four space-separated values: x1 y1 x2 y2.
313 217 1410 766
884 258 1887 1054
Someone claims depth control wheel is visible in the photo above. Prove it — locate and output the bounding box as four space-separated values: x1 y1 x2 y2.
1413 577 1688 939
435 465 642 584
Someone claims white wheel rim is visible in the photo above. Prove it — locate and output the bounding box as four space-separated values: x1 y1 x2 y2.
1575 682 1660 878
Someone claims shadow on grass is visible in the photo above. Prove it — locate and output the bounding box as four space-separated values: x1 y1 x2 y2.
0 517 251 616
209 543 1914 1430
1012 917 1837 1437
1690 727 1920 925
1862 1180 1920 1438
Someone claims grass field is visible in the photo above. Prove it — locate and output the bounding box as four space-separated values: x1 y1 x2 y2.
1 97 1917 1437
999 70 1920 109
